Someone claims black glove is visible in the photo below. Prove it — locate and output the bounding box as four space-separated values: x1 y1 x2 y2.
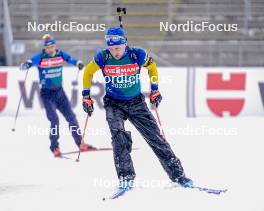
83 96 94 116
77 61 84 70
20 62 31 70
82 90 94 116
149 90 162 108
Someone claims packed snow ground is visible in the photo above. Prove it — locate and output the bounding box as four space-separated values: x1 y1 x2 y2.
0 116 264 211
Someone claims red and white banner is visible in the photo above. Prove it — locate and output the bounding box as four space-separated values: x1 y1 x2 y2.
194 67 264 117
1 66 264 118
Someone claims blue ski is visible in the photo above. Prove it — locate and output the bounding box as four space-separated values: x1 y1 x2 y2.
102 187 132 201
189 185 227 195
166 183 227 195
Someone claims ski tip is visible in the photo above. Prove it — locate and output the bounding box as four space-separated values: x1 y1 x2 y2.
55 155 72 160
209 189 228 195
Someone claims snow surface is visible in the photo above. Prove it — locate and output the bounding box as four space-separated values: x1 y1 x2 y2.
0 116 264 211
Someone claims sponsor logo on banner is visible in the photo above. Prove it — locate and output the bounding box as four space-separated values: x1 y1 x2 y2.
258 82 264 109
0 72 8 112
206 73 246 117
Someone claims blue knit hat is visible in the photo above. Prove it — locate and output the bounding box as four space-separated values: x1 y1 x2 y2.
105 26 127 46
42 34 56 46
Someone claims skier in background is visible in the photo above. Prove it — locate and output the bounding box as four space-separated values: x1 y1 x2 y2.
82 27 193 189
20 34 94 157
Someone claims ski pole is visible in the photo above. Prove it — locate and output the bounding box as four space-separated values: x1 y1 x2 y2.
76 113 89 162
153 106 166 140
12 68 30 132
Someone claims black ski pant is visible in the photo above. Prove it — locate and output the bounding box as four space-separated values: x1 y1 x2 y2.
103 94 186 182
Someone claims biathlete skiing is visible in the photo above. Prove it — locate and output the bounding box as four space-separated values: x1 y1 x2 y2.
20 34 94 157
81 25 193 191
